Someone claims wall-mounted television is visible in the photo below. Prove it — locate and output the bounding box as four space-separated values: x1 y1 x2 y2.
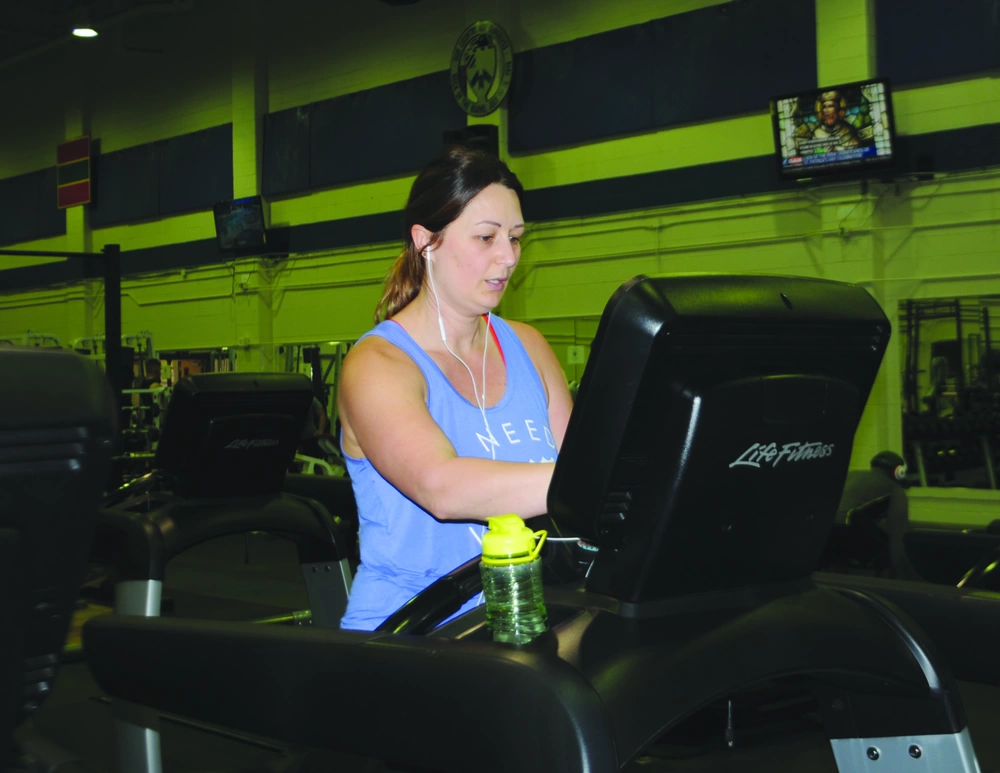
771 78 897 182
213 196 268 255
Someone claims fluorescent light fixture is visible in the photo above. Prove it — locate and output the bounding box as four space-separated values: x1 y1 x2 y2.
72 27 98 38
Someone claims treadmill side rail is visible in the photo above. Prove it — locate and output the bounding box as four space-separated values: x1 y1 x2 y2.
816 572 1000 686
84 616 618 773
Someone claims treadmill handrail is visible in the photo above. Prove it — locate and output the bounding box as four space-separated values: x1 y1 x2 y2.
84 616 618 773
91 493 349 581
377 556 483 635
817 571 1000 686
83 577 978 770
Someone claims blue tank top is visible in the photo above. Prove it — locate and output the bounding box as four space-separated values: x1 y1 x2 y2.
340 316 556 631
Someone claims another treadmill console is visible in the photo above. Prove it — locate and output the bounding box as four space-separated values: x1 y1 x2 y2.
548 274 890 604
154 372 313 498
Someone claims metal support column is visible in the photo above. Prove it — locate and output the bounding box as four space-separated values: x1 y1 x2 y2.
955 299 966 410
103 244 122 408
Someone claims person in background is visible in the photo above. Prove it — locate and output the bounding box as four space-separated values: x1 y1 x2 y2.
132 359 162 411
336 147 573 631
836 451 922 581
299 395 329 459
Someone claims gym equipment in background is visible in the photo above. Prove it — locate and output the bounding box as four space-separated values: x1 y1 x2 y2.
1 348 115 769
93 371 355 773
81 276 1000 771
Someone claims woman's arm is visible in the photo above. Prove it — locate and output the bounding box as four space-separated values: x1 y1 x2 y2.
338 336 555 522
507 321 574 451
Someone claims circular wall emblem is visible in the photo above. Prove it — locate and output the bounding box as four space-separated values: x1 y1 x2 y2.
449 21 513 117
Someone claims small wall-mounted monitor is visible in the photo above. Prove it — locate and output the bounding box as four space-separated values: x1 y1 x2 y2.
771 78 897 182
213 196 268 255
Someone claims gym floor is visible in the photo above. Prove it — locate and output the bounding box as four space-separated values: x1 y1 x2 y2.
27 534 1000 773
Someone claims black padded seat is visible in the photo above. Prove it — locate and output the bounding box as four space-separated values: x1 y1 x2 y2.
0 348 115 768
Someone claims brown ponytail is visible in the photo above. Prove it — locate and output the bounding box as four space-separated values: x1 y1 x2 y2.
375 243 425 323
373 146 524 323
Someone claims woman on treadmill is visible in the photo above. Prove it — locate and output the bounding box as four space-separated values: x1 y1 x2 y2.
337 148 573 631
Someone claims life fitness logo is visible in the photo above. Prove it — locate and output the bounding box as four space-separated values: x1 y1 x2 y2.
225 438 280 450
729 441 835 469
450 21 513 117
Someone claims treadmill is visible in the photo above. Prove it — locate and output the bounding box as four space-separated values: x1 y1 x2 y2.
85 275 997 772
1 348 115 770
92 371 355 772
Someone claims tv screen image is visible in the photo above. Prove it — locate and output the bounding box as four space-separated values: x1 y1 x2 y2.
771 79 895 180
213 196 267 254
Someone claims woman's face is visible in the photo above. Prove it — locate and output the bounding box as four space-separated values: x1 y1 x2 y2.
429 183 524 314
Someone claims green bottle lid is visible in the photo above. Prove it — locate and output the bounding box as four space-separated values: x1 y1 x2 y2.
481 514 547 566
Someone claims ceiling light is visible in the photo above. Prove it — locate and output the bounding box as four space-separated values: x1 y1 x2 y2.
72 27 98 38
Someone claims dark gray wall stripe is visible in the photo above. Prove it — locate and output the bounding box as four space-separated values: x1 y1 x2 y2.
1 123 997 293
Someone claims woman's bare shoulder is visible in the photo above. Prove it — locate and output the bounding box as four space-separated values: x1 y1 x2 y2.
347 331 419 366
504 319 551 358
343 334 422 387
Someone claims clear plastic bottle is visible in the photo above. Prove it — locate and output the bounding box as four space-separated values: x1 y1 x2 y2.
480 514 548 644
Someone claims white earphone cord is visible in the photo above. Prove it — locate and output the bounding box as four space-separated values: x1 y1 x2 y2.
425 246 497 459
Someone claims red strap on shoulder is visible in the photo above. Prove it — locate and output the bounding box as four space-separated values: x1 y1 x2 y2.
388 316 505 366
485 314 505 366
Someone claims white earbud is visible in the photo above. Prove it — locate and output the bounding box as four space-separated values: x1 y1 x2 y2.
423 241 494 458
424 246 447 342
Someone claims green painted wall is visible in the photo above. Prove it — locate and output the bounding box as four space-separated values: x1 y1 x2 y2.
2 0 999 519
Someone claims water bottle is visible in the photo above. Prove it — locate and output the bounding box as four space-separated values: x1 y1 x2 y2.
480 514 548 644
